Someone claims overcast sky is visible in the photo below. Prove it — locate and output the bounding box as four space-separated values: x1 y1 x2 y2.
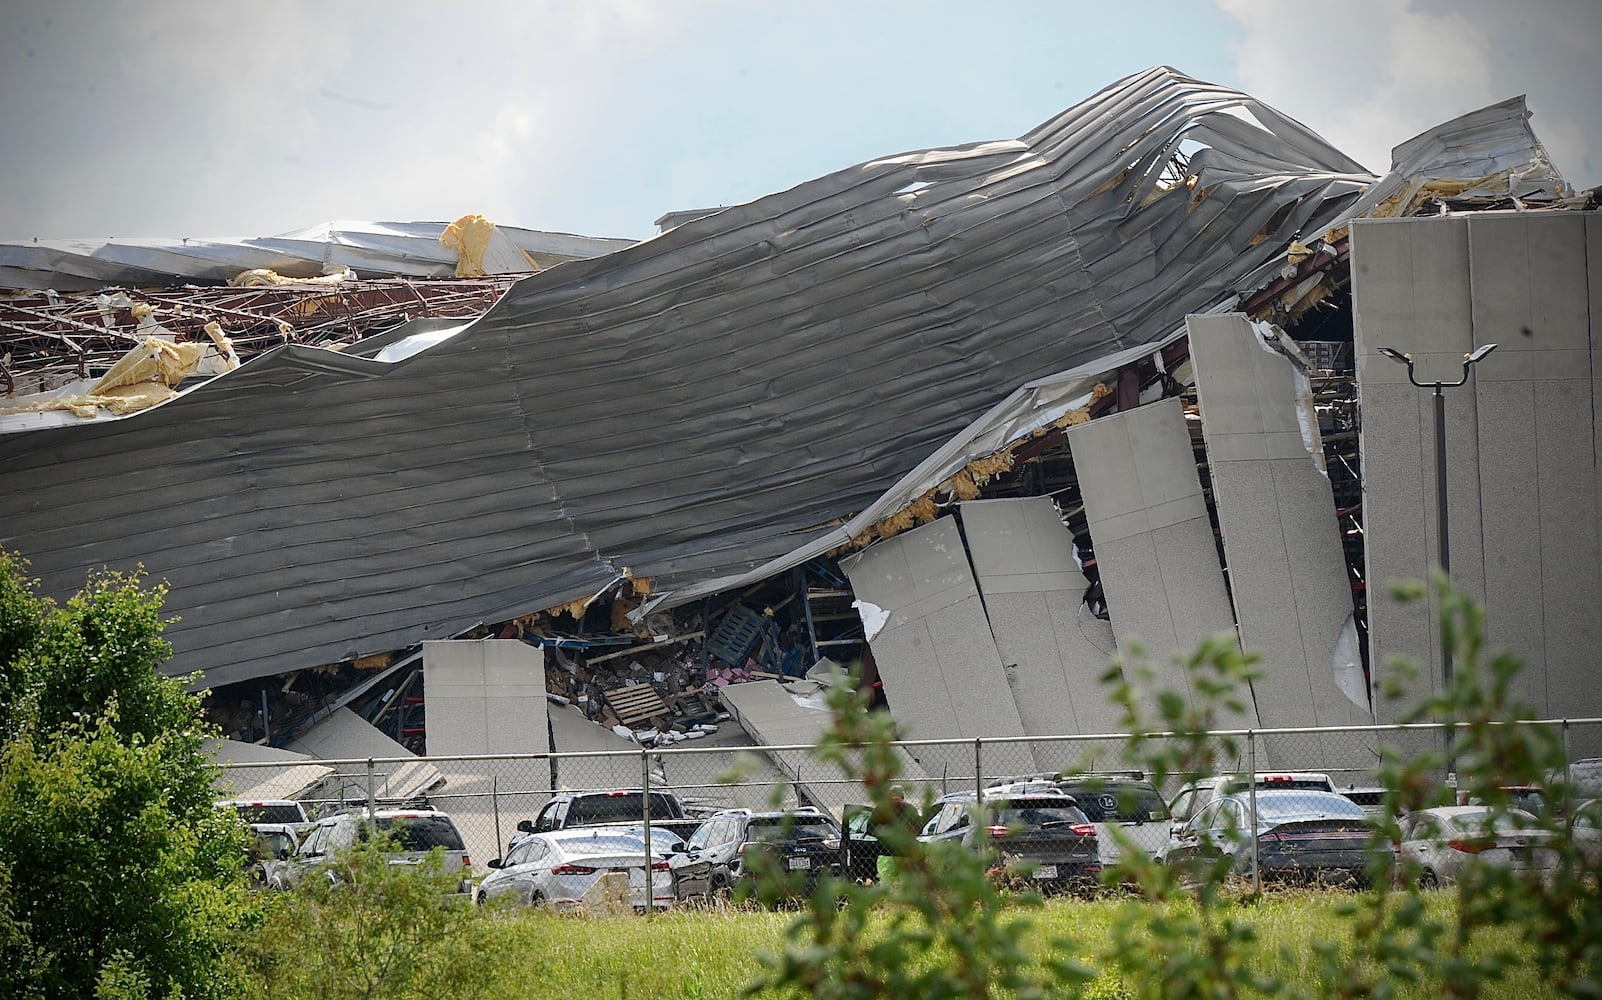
2 0 1597 242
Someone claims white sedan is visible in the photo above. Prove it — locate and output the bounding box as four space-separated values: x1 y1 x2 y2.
1397 806 1557 887
477 829 673 912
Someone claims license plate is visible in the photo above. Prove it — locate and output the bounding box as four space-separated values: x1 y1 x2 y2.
1034 865 1057 879
788 857 812 870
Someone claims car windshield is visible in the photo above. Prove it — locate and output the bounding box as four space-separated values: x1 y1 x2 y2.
992 799 1089 828
1450 810 1541 836
1251 794 1365 823
747 817 838 842
233 803 305 824
1060 784 1168 823
566 793 679 825
251 830 294 858
372 815 465 851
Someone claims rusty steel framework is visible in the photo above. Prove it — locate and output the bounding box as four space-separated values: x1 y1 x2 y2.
0 276 520 396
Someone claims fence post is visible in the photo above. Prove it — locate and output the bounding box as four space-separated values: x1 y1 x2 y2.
365 758 376 818
974 737 984 818
492 774 501 864
1246 731 1260 896
641 748 654 919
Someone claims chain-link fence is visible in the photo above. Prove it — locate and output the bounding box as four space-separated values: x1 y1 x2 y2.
219 717 1602 889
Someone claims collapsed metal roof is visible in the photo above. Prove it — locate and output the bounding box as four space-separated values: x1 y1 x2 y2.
0 219 636 291
0 67 1571 689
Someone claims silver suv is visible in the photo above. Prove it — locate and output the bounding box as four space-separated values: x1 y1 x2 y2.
276 806 473 895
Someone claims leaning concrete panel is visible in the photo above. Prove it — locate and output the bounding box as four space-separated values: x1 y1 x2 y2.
718 678 927 818
842 516 1034 779
286 708 443 805
207 738 333 802
423 640 551 757
1067 398 1254 728
960 497 1125 754
1188 314 1373 773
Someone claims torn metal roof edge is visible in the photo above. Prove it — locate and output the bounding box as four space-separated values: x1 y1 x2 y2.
635 324 1195 619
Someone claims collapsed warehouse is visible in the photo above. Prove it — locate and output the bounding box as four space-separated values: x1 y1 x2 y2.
4 67 1599 793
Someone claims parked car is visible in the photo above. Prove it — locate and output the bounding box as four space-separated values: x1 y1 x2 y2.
1397 806 1558 887
217 798 311 828
246 823 300 890
670 808 843 902
1456 785 1548 817
987 773 1169 875
1168 772 1338 831
1161 788 1386 887
277 806 473 894
1569 798 1602 867
841 789 925 882
919 790 1100 895
516 789 704 845
477 828 673 912
1340 786 1390 818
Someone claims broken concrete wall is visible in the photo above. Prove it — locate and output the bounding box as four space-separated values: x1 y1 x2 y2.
1188 314 1375 776
423 639 554 868
842 516 1036 780
1066 398 1257 729
208 739 333 802
960 497 1125 761
1353 211 1602 758
285 708 443 807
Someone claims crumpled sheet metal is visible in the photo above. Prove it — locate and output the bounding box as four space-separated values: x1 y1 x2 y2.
0 67 1555 688
0 219 633 291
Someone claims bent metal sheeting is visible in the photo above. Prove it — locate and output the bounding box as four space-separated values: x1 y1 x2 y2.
0 67 1548 688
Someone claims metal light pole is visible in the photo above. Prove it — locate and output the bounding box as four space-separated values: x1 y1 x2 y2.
1376 343 1496 775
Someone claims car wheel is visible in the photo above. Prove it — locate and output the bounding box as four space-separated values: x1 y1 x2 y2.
529 891 545 909
1419 867 1439 889
475 891 487 906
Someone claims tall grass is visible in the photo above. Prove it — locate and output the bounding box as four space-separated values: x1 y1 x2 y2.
306 892 1555 1000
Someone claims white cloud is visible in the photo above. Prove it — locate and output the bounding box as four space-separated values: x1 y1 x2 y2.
1216 0 1601 186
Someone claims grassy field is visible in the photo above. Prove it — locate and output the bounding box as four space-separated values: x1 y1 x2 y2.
423 891 1558 1000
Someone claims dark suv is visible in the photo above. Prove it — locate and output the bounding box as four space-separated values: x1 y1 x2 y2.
919 790 1100 894
670 808 843 902
987 772 1169 873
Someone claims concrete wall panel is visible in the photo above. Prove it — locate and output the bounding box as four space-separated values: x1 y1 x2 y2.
1189 313 1372 772
961 497 1125 751
423 640 551 757
1067 399 1253 727
842 516 1033 778
1354 212 1602 756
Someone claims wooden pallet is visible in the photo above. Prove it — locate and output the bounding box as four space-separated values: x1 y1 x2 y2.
604 683 670 728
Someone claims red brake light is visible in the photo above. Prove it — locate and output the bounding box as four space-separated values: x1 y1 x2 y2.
650 860 670 871
1070 824 1096 838
823 837 841 851
1263 775 1292 783
607 791 628 797
462 855 472 867
549 863 598 875
987 825 1012 838
1448 839 1490 855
